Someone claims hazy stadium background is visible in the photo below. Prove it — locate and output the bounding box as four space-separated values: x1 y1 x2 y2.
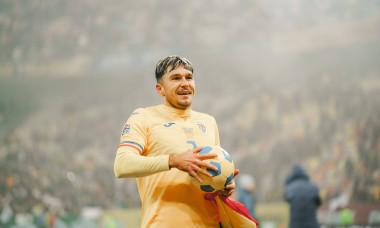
1 0 380 227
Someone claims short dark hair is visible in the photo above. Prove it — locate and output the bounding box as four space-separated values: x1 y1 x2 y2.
155 55 193 82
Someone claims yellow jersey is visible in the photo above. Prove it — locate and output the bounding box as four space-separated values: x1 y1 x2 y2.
114 104 221 228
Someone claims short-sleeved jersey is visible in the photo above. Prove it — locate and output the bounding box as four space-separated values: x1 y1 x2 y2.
114 104 221 228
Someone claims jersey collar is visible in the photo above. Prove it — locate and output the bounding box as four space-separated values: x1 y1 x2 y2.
159 104 192 119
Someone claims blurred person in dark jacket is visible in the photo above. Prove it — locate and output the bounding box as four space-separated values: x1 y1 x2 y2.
285 164 321 228
237 174 257 219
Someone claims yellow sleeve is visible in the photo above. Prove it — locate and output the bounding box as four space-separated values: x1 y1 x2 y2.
114 109 170 178
114 150 169 178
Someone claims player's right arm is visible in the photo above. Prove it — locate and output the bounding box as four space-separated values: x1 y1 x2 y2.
114 109 170 178
169 147 219 183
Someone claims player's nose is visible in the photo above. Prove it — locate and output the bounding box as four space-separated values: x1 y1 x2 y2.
179 77 189 86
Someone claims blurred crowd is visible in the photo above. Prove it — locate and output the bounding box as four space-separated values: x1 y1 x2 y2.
0 102 137 227
1 0 379 64
220 74 380 203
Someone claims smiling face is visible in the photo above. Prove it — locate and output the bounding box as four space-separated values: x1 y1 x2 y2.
156 66 195 110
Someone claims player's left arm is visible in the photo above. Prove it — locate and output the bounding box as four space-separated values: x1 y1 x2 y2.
211 116 239 196
213 116 221 147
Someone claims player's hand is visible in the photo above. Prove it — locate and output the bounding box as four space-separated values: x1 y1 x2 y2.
218 169 239 197
169 147 218 183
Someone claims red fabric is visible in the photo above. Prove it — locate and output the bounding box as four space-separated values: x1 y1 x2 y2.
204 193 221 222
204 193 259 226
219 195 259 226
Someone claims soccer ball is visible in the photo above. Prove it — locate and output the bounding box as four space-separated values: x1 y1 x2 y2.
190 146 235 193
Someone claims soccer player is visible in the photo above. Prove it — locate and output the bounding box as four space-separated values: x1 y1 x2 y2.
114 55 237 227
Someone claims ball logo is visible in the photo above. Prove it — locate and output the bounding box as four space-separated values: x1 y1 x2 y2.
195 121 207 134
121 123 131 136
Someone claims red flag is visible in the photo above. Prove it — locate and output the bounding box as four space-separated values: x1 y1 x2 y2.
205 193 259 227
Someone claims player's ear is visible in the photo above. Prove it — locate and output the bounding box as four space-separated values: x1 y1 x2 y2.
156 83 165 96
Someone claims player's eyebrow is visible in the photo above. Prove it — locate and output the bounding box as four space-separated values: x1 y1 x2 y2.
169 73 193 78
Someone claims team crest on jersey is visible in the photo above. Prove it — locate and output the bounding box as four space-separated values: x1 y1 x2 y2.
195 121 207 134
121 123 131 136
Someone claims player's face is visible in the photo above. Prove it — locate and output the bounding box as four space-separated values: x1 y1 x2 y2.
156 66 195 110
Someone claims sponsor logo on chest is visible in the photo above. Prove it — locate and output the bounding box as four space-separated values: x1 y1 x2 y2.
164 122 175 127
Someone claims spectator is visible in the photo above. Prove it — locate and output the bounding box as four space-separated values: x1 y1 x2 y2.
237 174 257 219
285 164 321 228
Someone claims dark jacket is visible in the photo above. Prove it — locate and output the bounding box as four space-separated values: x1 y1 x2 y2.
238 188 257 219
285 165 321 228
